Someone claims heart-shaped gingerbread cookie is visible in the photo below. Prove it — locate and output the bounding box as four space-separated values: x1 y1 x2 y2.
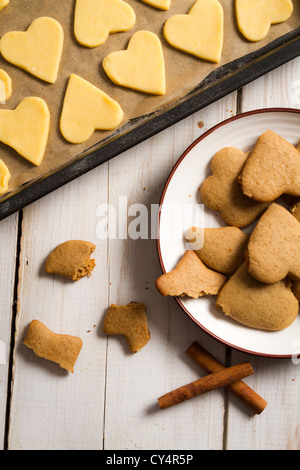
103 30 166 95
200 147 268 227
246 203 300 284
74 0 136 48
236 0 293 42
0 97 50 166
163 0 224 63
0 17 64 83
216 262 299 331
240 130 300 202
140 0 171 10
60 74 124 144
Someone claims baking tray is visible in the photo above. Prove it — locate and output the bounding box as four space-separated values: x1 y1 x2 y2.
0 26 300 221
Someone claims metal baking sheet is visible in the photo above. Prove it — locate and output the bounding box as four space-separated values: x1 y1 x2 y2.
0 19 300 220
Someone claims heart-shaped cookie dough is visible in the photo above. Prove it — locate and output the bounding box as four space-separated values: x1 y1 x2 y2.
140 0 171 10
240 130 300 202
156 250 227 298
246 203 300 284
0 17 64 83
0 97 50 166
236 0 293 42
74 0 136 48
200 147 269 227
103 30 166 95
163 0 224 62
0 159 10 195
216 262 299 331
0 0 9 11
60 74 124 144
0 69 12 104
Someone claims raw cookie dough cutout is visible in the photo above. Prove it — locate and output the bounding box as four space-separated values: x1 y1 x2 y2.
163 0 224 63
0 159 10 195
0 69 12 103
60 74 124 144
236 0 293 42
0 0 9 11
74 0 136 48
0 97 50 166
103 30 166 95
0 17 64 83
140 0 171 10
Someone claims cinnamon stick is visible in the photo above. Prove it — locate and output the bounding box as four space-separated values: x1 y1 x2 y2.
158 361 253 409
186 341 267 414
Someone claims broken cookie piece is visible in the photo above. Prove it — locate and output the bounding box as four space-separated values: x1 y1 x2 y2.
103 302 150 353
23 319 83 373
45 240 96 281
156 250 227 298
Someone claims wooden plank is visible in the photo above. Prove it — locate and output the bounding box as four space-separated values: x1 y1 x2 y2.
226 57 300 450
0 213 18 449
103 93 238 450
7 165 109 450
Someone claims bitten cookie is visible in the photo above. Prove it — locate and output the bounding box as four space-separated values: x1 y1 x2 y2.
240 130 300 202
200 147 268 227
23 320 83 373
216 262 299 331
103 302 150 353
185 226 250 274
246 203 300 284
45 240 96 281
156 250 227 298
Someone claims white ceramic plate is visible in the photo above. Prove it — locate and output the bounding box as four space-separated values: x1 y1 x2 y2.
157 108 300 358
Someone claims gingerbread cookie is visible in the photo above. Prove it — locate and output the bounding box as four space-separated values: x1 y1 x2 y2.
103 302 150 353
45 240 96 281
200 147 268 227
240 130 300 202
216 262 298 331
246 203 300 284
156 250 226 298
185 226 250 274
23 320 83 373
291 201 300 302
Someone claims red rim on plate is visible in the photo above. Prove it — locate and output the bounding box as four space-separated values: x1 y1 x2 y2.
156 107 300 359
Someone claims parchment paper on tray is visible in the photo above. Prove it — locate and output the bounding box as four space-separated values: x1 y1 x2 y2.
0 0 299 194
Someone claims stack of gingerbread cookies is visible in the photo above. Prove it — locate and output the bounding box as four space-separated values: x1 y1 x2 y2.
156 129 300 331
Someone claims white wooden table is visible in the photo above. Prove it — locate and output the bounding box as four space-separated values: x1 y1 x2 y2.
1 56 300 451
